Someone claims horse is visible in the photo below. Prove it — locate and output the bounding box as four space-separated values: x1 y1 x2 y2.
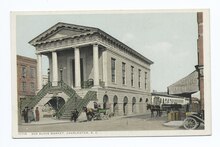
147 104 161 117
82 107 95 121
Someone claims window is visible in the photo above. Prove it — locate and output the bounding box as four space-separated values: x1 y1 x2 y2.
131 66 134 87
30 82 35 93
21 66 26 78
138 69 141 88
122 62 126 85
111 58 116 83
22 82 26 93
145 72 147 89
30 67 35 78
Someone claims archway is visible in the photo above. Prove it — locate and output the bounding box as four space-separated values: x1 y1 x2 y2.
132 97 136 113
42 96 65 117
123 96 128 115
139 98 143 113
103 95 109 109
113 95 118 115
145 98 149 112
45 97 65 112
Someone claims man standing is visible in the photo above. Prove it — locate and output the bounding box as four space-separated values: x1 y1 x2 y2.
22 107 29 123
35 107 40 121
71 109 79 122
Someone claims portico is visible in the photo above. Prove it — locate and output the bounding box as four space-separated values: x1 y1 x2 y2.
36 44 103 90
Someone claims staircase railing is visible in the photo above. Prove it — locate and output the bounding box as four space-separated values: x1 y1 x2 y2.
21 82 51 110
76 91 97 114
58 91 97 119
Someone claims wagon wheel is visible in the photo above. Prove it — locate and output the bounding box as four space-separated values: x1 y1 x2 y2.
183 117 199 130
87 114 93 121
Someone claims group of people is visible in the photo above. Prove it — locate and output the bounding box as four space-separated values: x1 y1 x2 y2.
22 107 40 123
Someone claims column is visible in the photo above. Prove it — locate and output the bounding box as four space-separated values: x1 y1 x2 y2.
102 50 108 87
37 54 42 90
93 44 99 87
52 51 58 86
74 47 81 88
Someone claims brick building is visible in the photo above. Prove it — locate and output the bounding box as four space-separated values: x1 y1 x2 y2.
17 55 37 100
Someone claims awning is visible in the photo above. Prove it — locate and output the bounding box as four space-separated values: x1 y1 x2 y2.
168 70 199 95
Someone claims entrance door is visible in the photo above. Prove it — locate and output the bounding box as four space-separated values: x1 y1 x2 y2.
72 59 84 87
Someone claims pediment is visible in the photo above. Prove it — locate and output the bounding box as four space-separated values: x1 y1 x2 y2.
43 28 87 41
29 22 98 45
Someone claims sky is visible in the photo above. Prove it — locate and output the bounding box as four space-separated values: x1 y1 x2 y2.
16 12 198 92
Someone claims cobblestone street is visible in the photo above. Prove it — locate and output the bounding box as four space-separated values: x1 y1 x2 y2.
18 113 183 132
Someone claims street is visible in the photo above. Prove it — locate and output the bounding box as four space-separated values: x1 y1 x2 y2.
18 113 183 132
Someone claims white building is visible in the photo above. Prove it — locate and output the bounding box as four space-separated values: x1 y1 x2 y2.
27 22 153 118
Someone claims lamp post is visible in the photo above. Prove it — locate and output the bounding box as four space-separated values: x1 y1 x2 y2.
47 68 50 83
59 67 63 82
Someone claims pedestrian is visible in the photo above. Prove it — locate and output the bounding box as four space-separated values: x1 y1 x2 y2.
35 107 40 121
30 107 35 121
27 108 32 123
71 109 79 122
22 106 28 123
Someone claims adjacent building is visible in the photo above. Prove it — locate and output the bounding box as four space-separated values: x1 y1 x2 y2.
17 55 37 100
26 22 153 118
151 92 189 106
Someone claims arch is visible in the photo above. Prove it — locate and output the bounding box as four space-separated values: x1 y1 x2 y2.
45 96 65 112
123 96 128 103
145 98 149 103
113 95 118 103
139 98 143 102
132 97 136 113
103 95 109 109
123 96 128 115
113 95 118 115
139 97 143 113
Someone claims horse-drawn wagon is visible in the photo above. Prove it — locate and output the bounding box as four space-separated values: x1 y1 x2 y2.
83 107 110 121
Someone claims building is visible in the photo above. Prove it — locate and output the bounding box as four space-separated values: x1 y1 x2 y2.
195 12 204 113
25 22 153 118
17 55 37 100
151 92 189 106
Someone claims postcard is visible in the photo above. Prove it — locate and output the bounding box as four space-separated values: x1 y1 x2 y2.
11 9 211 138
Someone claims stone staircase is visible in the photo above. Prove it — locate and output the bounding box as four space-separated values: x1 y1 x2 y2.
21 81 97 120
59 90 97 119
21 82 52 110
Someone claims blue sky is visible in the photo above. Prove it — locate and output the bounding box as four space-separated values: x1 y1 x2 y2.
16 12 198 92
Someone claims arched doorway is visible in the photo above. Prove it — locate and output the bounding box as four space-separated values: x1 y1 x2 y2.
139 98 143 113
103 95 109 109
42 97 65 117
113 95 118 115
145 98 149 112
132 97 136 113
123 96 128 115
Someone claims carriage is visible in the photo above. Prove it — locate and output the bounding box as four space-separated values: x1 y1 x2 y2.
183 112 204 130
83 107 110 121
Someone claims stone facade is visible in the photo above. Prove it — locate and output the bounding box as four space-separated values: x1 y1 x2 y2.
29 22 153 116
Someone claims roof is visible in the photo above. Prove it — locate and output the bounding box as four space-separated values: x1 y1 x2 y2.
29 22 153 65
151 92 186 99
167 70 199 95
